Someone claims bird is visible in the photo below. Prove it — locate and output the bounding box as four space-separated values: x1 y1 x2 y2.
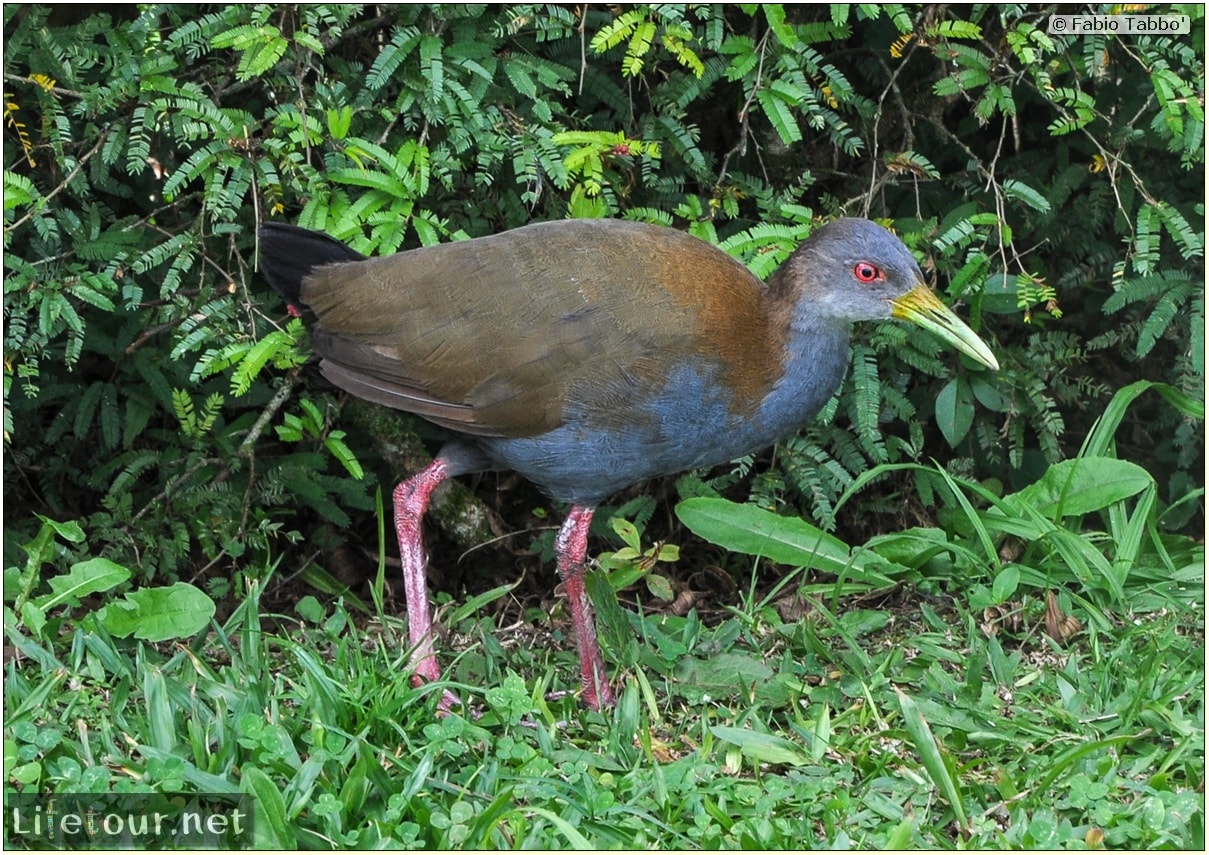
257 217 998 712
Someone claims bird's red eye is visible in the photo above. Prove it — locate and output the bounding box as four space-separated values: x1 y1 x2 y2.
854 262 881 283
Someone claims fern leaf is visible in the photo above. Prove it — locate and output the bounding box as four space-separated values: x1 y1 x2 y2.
590 9 643 54
757 87 803 146
74 381 104 439
230 330 292 397
366 27 422 91
1003 179 1052 213
420 34 444 100
1154 203 1204 259
1136 285 1190 359
850 346 888 463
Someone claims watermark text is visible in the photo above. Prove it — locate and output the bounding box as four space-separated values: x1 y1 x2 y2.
6 793 254 848
1047 15 1191 35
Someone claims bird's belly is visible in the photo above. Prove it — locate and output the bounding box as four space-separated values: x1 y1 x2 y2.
474 360 842 506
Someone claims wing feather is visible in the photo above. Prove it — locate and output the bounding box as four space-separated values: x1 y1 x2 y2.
299 220 774 436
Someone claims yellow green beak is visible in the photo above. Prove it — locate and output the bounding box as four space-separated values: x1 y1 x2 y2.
891 283 999 370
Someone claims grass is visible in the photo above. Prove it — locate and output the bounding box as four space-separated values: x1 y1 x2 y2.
5 547 1203 847
4 384 1205 849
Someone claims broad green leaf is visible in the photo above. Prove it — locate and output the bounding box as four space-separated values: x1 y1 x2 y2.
710 725 811 767
991 565 1021 603
678 652 771 693
1002 457 1153 519
295 595 325 623
241 765 296 849
610 516 642 551
935 377 975 446
676 498 893 585
866 527 953 568
18 517 86 597
35 557 131 611
35 515 87 544
19 602 46 639
969 373 1010 411
678 654 790 706
645 572 674 601
99 582 216 641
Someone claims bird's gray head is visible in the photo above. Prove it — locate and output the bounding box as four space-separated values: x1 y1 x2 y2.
773 218 999 369
778 218 927 322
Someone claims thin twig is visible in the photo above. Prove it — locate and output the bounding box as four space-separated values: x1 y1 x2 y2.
143 221 238 287
929 121 1018 277
860 31 921 217
124 318 189 355
3 73 86 100
716 28 771 189
578 4 588 96
293 61 313 170
4 126 109 234
239 369 302 457
130 455 223 524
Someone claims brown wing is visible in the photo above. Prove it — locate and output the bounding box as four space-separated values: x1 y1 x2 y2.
300 219 778 437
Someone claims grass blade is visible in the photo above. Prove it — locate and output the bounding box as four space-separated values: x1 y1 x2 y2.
240 764 297 849
142 666 176 753
895 688 968 830
523 806 595 849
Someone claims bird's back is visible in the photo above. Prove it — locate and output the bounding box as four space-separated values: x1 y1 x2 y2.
283 219 784 438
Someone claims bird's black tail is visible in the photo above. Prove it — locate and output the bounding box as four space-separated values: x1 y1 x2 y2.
258 222 367 313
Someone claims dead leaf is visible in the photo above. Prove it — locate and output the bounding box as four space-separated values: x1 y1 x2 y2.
669 587 697 616
1044 590 1082 644
981 603 1022 636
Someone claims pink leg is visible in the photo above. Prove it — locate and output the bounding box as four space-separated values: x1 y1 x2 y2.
556 506 616 710
393 459 460 712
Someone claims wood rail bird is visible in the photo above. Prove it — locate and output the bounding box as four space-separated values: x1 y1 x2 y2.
258 217 998 711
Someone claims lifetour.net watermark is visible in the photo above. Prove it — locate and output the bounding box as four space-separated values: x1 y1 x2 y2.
5 792 255 848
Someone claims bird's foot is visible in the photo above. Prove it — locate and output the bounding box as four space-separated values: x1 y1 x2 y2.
407 672 468 717
405 641 467 716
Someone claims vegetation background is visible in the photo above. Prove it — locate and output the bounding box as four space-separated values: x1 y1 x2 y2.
4 3 1204 848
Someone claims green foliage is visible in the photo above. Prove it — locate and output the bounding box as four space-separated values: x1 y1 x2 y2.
98 581 216 642
5 513 1199 846
3 516 214 645
2 3 1202 639
676 498 898 592
596 515 680 602
589 6 706 78
173 389 224 443
276 398 366 481
682 382 1203 627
